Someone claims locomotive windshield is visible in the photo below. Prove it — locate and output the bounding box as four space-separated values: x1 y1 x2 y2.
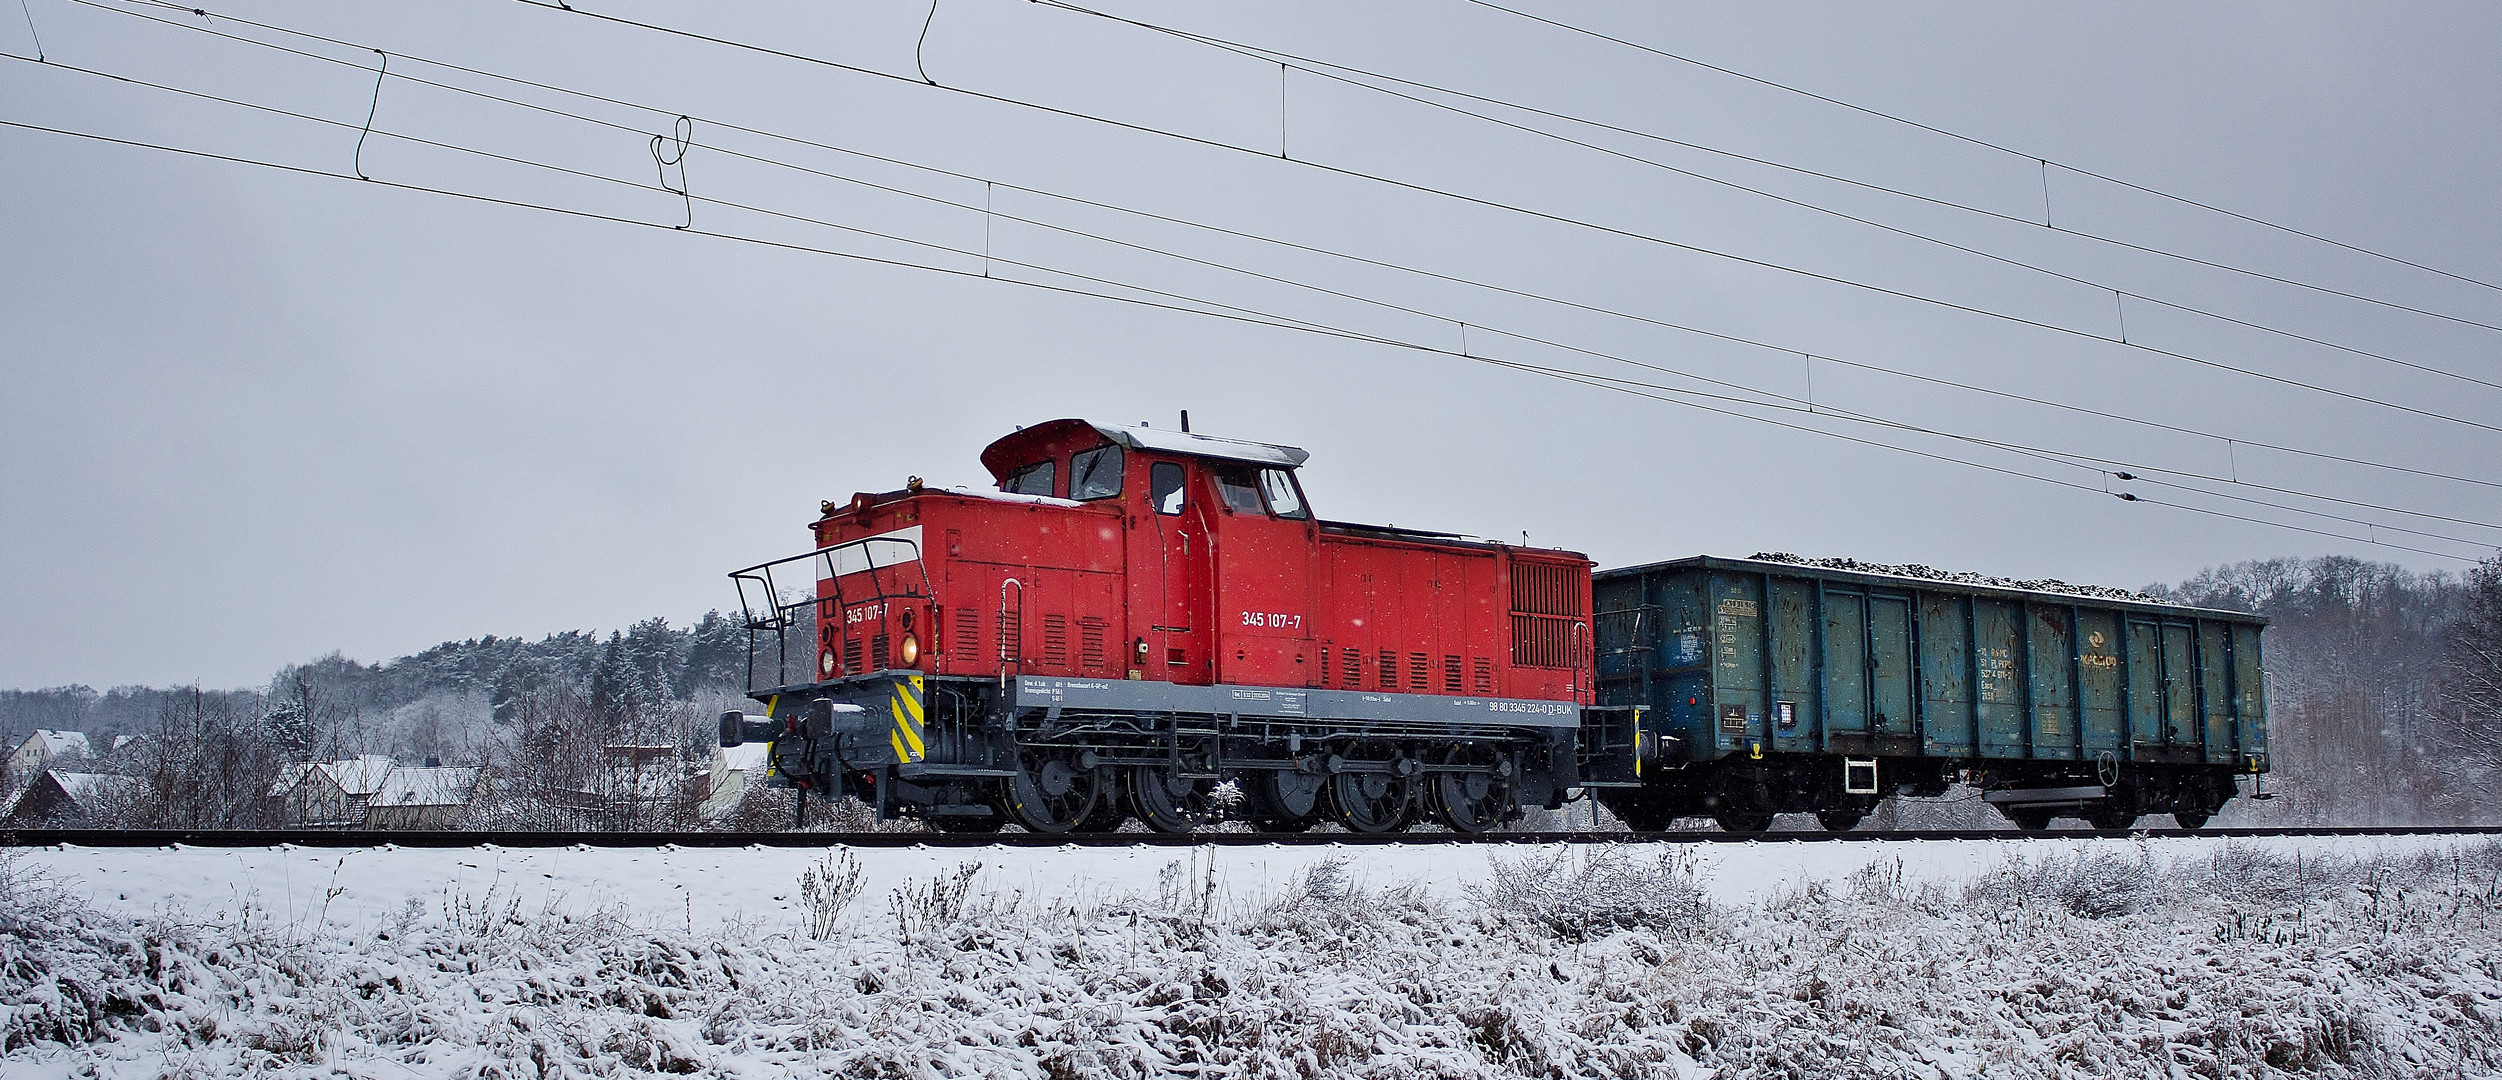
1259 468 1308 520
1003 460 1055 497
1214 466 1265 513
1069 446 1123 500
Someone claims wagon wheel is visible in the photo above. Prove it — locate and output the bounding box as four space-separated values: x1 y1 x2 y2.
1430 744 1512 834
1127 764 1208 834
2171 810 2210 831
1077 768 1130 832
1004 750 1101 834
1814 809 1865 832
1601 791 1673 832
1248 768 1326 833
1328 743 1414 834
1713 810 1774 834
2087 806 2139 831
2004 808 2054 832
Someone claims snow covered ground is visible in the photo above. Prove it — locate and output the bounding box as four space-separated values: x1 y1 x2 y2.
5 833 2500 1077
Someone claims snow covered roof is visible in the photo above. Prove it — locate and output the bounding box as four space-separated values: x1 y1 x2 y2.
268 762 320 797
979 418 1310 481
938 488 1087 509
313 756 397 796
1088 422 1310 468
17 729 90 759
371 767 484 808
47 771 137 807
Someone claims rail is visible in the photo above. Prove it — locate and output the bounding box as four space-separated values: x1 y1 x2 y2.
9 825 2500 849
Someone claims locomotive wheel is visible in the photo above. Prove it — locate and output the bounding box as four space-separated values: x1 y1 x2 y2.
1248 769 1325 832
1077 768 1130 832
1713 810 1774 834
2088 806 2139 831
1814 809 1864 832
1004 751 1100 834
2005 808 2054 832
1430 745 1511 834
1329 743 1414 834
2172 810 2210 831
1127 765 1207 834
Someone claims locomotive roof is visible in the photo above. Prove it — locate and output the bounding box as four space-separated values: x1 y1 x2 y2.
980 418 1309 479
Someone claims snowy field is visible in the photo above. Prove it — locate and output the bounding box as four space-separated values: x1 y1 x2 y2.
5 833 2501 1077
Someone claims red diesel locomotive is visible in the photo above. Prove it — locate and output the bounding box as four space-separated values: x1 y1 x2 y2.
722 418 1600 833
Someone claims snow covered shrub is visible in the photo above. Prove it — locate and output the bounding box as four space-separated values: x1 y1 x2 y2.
1962 847 2157 917
1157 849 1220 928
0 850 77 937
797 849 864 940
887 861 984 946
1470 844 1707 941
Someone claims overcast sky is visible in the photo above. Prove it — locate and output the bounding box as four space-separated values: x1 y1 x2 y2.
4 1 2498 690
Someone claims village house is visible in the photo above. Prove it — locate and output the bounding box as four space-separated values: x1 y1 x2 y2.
4 770 139 826
697 742 772 820
269 756 395 826
7 729 91 780
362 766 491 829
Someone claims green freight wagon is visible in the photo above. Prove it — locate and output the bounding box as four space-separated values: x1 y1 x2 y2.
1587 556 2268 832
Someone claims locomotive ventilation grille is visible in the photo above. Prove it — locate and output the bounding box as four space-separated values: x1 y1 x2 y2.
1079 617 1107 669
952 607 981 663
1510 559 1583 669
1043 615 1069 667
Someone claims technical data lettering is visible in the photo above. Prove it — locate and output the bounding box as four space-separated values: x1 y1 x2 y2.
1977 647 2018 700
1238 610 1305 630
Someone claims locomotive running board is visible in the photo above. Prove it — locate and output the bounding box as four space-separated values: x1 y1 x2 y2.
1013 676 1581 729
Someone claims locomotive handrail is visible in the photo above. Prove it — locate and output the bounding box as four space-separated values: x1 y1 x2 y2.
730 535 934 691
997 577 1025 688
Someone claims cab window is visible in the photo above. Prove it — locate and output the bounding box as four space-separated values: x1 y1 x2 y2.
1003 460 1055 497
1149 462 1187 514
1213 466 1264 513
1259 468 1308 520
1068 446 1123 501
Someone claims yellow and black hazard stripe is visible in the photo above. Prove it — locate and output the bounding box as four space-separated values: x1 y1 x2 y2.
888 675 926 764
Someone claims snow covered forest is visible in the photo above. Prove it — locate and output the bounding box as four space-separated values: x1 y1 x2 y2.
2 553 2498 830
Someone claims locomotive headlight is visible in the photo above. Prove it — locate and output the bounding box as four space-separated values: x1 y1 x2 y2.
900 633 921 666
820 648 838 677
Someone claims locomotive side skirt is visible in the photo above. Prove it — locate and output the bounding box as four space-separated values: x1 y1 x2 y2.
1013 676 1580 729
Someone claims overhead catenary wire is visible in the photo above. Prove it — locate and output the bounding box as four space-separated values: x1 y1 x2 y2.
82 0 2502 464
1460 0 2502 299
0 109 2482 564
1077 0 2502 344
20 14 2501 538
16 45 2497 548
1033 0 2502 393
480 0 2502 438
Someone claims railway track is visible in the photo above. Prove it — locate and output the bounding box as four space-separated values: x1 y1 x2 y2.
7 825 2499 849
